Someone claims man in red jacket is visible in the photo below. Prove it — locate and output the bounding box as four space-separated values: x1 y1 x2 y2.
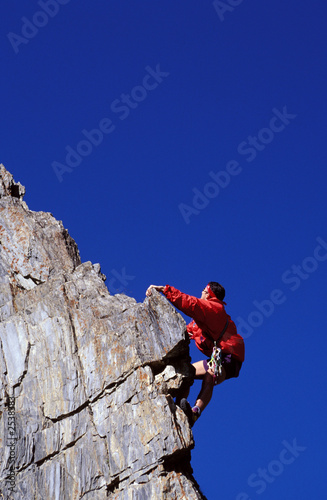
146 282 244 426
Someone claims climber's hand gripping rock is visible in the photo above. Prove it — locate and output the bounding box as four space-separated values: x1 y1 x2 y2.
146 285 165 296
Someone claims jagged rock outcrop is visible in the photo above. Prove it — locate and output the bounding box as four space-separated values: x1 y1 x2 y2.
0 165 206 499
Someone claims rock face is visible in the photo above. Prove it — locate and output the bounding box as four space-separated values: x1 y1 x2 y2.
0 165 206 499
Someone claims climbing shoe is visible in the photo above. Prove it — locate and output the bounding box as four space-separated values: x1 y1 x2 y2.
179 398 200 427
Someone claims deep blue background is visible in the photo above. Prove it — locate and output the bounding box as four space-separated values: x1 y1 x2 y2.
1 1 327 498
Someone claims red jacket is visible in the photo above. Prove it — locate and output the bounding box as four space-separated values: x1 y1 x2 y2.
163 285 245 362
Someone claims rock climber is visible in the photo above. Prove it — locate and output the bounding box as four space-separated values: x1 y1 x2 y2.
145 283 245 426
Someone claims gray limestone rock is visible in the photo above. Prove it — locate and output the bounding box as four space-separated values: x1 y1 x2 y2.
0 165 206 499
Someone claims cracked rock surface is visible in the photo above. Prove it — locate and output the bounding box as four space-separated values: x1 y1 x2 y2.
0 165 206 499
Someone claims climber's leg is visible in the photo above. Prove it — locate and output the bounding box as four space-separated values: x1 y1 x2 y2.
176 359 206 404
179 360 226 426
193 360 226 412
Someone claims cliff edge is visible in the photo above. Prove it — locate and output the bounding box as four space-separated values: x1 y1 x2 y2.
0 165 206 499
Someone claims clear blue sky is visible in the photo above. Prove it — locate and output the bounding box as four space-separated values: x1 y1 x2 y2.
1 1 327 498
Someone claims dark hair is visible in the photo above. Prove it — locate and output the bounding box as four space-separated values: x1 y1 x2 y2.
208 281 225 301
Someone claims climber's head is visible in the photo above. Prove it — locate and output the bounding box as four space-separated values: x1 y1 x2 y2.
201 282 225 301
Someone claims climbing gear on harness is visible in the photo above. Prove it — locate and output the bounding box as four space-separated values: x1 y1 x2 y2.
180 398 199 427
205 319 229 381
207 345 224 379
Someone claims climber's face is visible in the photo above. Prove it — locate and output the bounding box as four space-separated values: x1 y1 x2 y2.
201 288 210 300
